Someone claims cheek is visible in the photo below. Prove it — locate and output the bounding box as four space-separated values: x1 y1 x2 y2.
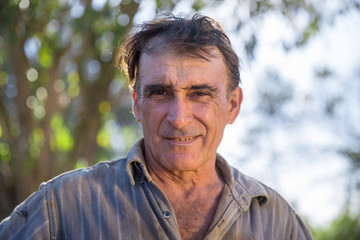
141 103 166 127
196 101 228 123
193 106 224 137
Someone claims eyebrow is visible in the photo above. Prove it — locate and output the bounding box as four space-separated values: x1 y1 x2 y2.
143 83 170 96
142 83 219 96
186 84 219 94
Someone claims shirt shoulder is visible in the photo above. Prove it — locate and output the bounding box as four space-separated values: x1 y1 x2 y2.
229 166 313 239
48 139 146 188
230 166 299 217
49 157 128 184
0 182 50 239
230 166 270 206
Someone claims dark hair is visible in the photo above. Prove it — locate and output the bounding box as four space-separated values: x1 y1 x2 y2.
115 13 241 95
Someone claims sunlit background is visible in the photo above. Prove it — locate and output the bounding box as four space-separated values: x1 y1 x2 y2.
0 0 359 238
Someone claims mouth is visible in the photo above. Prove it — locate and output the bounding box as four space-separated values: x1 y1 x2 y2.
174 136 195 141
165 135 199 144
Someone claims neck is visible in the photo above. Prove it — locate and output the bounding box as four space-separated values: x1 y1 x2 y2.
146 159 223 194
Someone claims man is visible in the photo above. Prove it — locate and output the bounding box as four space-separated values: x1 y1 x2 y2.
0 14 313 239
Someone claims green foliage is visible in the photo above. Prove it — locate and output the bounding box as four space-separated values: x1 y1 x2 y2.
38 44 54 69
10 124 20 138
67 71 80 99
28 128 45 158
0 142 11 163
298 16 319 46
342 149 360 168
50 114 74 152
312 208 360 240
74 158 88 170
97 128 111 149
0 71 7 85
192 0 206 11
156 0 175 11
122 125 138 151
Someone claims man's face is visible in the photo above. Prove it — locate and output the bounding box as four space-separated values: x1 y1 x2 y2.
133 49 242 174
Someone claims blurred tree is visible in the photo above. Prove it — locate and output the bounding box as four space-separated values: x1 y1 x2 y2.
0 0 143 220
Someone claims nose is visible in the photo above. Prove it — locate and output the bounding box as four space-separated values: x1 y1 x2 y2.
166 96 193 129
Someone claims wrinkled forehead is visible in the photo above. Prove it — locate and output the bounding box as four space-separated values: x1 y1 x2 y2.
138 52 228 91
134 38 230 94
136 49 229 94
138 46 226 82
142 36 221 60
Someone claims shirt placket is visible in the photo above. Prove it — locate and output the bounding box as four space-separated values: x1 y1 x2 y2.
135 162 182 240
204 185 246 239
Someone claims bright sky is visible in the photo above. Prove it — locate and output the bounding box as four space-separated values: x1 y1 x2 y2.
132 0 360 228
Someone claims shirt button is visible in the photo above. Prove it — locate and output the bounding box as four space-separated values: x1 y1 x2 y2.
162 211 171 219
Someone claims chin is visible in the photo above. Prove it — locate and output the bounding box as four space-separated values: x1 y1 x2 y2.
162 154 205 172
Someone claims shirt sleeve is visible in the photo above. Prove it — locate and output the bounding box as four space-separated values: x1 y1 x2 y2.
266 188 314 240
0 183 51 240
293 210 314 240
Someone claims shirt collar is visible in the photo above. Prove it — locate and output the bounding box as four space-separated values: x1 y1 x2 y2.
216 153 269 210
126 139 153 186
125 138 268 209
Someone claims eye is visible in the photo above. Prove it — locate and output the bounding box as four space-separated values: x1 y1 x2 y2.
190 91 211 98
143 86 169 98
152 89 167 95
194 91 209 97
187 85 218 99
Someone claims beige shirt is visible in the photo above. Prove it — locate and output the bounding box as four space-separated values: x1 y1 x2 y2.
0 139 313 239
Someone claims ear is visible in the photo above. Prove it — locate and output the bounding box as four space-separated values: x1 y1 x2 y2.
132 91 142 122
226 87 243 124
